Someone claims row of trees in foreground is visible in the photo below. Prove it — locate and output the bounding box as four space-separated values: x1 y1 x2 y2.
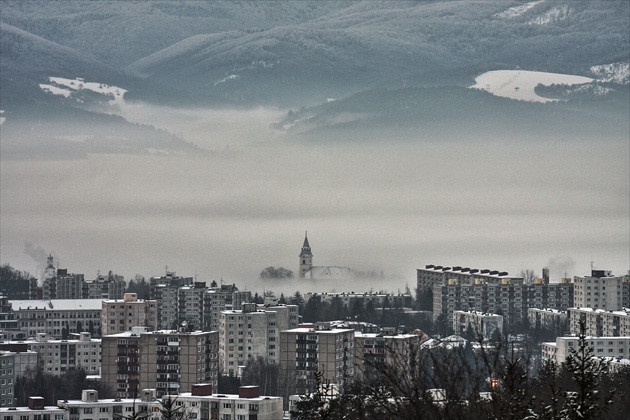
290 322 630 420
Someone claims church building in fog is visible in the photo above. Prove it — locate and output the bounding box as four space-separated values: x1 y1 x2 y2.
299 232 355 280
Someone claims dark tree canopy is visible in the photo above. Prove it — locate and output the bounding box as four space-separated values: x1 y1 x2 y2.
259 266 294 279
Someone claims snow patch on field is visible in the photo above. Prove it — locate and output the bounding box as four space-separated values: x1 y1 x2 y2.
494 0 545 19
471 70 593 103
39 77 127 104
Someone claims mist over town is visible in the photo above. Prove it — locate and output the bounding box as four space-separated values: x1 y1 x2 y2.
1 1 629 418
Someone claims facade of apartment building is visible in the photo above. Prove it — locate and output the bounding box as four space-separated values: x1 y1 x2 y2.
101 327 219 398
54 385 282 420
417 265 524 291
542 336 630 363
353 332 421 379
568 307 630 337
528 308 568 334
573 270 629 310
279 323 355 396
149 272 194 329
9 300 102 339
432 281 573 327
452 310 503 340
219 303 299 375
0 397 65 419
81 271 126 300
1 332 100 376
203 286 251 332
304 291 413 309
101 293 158 335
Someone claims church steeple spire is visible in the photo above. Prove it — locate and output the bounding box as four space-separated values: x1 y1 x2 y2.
299 231 313 278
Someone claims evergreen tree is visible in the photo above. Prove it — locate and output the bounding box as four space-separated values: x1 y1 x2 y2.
561 320 610 420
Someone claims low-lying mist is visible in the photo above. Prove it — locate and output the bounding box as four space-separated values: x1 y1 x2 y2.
1 103 628 295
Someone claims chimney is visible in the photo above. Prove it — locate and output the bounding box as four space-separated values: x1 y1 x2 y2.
542 267 550 283
28 397 45 410
239 386 260 398
191 384 213 396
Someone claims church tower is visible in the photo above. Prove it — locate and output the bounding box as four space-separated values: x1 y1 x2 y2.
299 232 313 279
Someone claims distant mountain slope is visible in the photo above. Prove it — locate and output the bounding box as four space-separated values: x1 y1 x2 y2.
127 0 629 106
0 0 356 66
272 83 630 141
0 22 133 107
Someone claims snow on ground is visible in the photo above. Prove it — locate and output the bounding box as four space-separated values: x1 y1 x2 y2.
493 0 545 20
39 77 127 104
39 83 72 98
591 62 630 85
0 110 5 126
528 4 572 25
471 70 594 103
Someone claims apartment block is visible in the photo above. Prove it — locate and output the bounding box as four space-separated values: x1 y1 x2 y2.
149 272 193 329
55 386 282 420
101 328 142 398
1 332 100 376
542 336 630 363
177 283 206 329
219 303 299 375
452 310 503 340
432 281 573 327
353 332 421 379
9 299 102 339
573 270 629 310
102 293 158 335
568 307 630 337
138 330 219 397
417 265 523 291
203 286 251 332
81 271 126 300
0 397 65 419
0 351 16 407
101 327 219 398
528 308 568 333
280 323 355 396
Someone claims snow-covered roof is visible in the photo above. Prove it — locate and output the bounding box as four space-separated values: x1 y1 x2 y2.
304 266 354 280
9 299 103 311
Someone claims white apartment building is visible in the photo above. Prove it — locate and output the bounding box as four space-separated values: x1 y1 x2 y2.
542 336 630 363
101 293 158 335
2 332 100 376
54 386 283 420
573 270 627 310
452 310 503 340
219 303 298 375
9 300 102 339
0 397 65 419
568 307 630 337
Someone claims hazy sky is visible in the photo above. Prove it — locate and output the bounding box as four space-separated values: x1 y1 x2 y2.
1 104 628 293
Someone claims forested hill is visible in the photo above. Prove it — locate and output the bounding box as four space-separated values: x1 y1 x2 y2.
1 1 628 107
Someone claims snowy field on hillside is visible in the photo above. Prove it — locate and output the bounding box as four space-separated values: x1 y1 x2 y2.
39 77 127 104
471 70 594 103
